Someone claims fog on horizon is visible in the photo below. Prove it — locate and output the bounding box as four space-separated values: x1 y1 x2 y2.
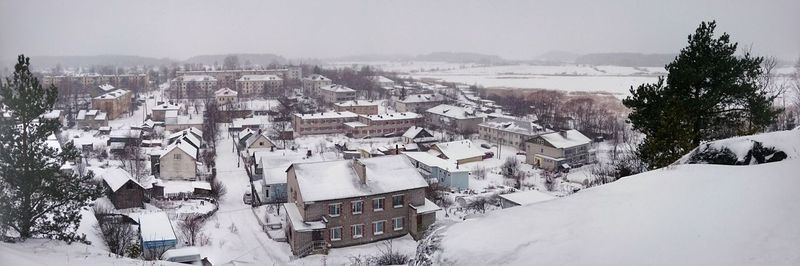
0 0 798 61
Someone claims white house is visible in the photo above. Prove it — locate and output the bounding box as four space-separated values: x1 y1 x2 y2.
429 140 486 165
159 140 199 180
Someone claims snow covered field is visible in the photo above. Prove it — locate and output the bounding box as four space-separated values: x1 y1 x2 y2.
427 130 800 265
332 61 796 99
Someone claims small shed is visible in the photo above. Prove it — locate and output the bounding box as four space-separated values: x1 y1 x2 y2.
138 212 177 258
101 168 145 209
498 190 555 209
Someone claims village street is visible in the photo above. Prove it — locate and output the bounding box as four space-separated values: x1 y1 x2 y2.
197 126 291 265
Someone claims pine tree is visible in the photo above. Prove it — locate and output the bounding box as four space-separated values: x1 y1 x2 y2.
0 55 103 242
623 21 780 169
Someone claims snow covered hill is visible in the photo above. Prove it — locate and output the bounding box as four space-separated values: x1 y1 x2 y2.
422 131 800 265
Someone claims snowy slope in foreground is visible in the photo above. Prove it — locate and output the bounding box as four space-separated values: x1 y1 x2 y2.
431 160 800 265
0 239 182 266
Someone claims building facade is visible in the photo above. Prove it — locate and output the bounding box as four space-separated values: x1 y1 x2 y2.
525 130 592 171
176 68 301 89
236 74 284 97
168 75 218 99
333 100 380 115
291 111 359 136
478 117 551 151
318 84 357 104
214 88 238 106
425 104 486 134
394 94 444 113
284 156 439 257
344 112 421 138
91 89 131 119
302 74 332 94
43 73 149 93
158 141 198 180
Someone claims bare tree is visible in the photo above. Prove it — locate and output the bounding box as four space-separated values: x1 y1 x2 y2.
121 143 146 183
179 214 207 246
93 206 136 257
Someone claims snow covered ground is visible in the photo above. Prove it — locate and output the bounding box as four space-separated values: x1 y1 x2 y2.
0 239 183 266
426 130 800 265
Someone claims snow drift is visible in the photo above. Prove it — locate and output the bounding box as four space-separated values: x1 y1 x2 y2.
421 130 800 265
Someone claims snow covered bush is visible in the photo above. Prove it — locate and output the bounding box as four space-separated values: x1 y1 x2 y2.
684 140 787 165
348 240 410 266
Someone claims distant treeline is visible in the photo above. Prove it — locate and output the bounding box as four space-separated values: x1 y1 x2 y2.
574 53 676 67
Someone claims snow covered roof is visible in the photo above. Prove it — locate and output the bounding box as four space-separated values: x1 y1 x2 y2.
138 212 177 242
334 100 379 107
110 128 141 138
41 110 62 119
93 89 129 100
291 155 428 202
361 112 419 121
410 198 441 214
370 76 394 83
215 87 238 97
293 111 358 120
344 121 368 128
101 168 142 192
161 247 201 262
178 75 216 82
304 74 330 81
498 190 555 206
152 103 181 111
161 140 198 160
536 130 591 149
283 203 325 232
403 152 467 173
398 94 441 103
402 126 427 139
427 104 485 120
169 132 201 148
245 132 274 148
431 140 485 161
238 74 282 81
319 84 356 93
168 127 203 142
231 116 270 128
94 112 107 120
98 84 115 92
480 117 548 136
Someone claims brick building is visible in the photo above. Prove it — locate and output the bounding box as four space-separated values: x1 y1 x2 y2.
284 155 439 257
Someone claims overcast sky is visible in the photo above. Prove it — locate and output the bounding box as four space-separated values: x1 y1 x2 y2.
1 0 798 61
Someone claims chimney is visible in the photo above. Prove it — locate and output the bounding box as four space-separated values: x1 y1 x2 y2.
353 159 367 184
559 130 568 137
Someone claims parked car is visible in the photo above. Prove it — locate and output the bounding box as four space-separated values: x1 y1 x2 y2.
480 143 491 149
483 151 494 159
243 189 253 204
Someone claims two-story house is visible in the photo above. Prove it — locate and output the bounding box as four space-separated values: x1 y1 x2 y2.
525 129 592 171
284 155 440 257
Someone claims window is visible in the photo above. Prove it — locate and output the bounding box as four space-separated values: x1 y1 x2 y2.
392 194 404 208
173 153 181 160
330 227 342 241
373 221 385 235
328 203 341 217
373 198 384 211
351 224 363 239
352 200 363 214
393 217 404 231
